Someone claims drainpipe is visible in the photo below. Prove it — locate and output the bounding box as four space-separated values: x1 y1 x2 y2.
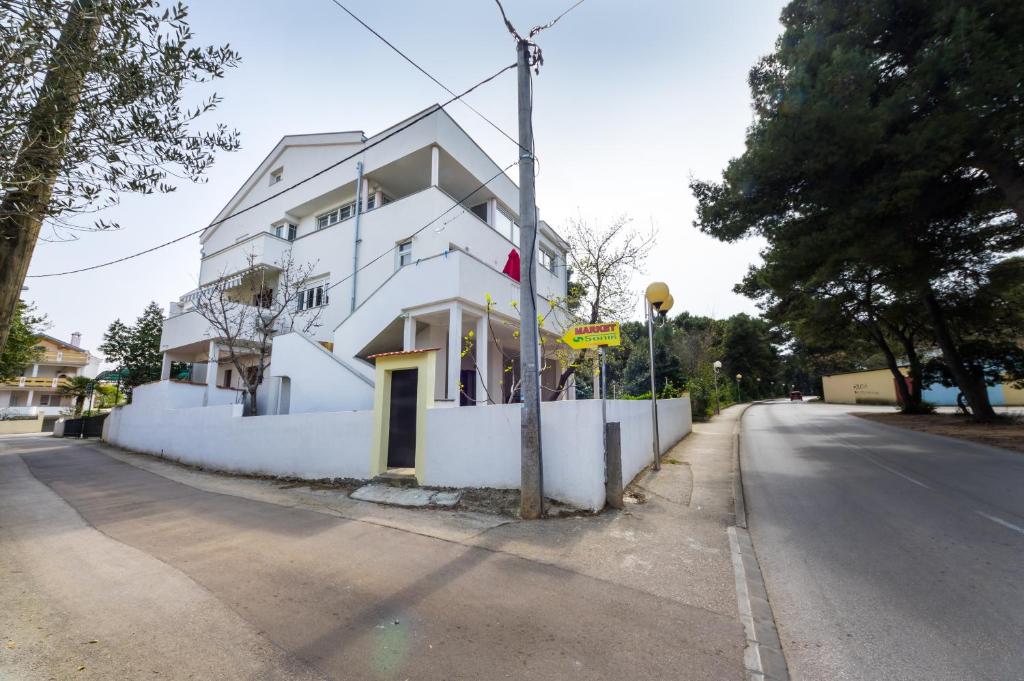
350 161 364 313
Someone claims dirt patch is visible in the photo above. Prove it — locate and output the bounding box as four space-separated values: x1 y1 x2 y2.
855 412 1024 454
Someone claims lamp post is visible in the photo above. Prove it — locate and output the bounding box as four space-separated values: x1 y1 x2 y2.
713 360 722 415
645 282 673 471
756 377 761 399
735 373 743 403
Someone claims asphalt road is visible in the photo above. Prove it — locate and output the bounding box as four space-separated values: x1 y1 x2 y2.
742 402 1024 681
1 436 741 681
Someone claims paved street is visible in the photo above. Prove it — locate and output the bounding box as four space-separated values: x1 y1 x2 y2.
742 402 1024 681
0 431 744 681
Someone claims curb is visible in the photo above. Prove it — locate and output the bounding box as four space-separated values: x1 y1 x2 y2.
728 402 791 681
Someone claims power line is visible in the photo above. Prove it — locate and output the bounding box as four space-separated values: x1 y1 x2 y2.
323 161 518 296
326 0 528 155
26 64 515 279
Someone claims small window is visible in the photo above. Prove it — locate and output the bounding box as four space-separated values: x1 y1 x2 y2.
366 194 376 210
39 394 51 406
539 247 556 272
296 281 329 311
223 369 233 388
269 168 283 185
274 223 297 241
398 240 412 267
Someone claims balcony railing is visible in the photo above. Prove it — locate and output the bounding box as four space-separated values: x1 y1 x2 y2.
38 350 88 365
3 376 71 389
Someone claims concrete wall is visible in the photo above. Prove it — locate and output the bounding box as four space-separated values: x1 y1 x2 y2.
422 398 692 510
823 369 904 405
104 388 692 511
104 403 374 480
0 414 44 435
268 332 374 413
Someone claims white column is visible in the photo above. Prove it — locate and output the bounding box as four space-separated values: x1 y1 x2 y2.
360 177 369 210
30 363 38 377
487 198 498 227
204 341 218 406
403 314 416 351
475 314 489 405
447 303 462 402
26 389 34 406
430 145 440 187
160 353 172 381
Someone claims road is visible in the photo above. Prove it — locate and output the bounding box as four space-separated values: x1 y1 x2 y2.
742 402 1024 681
0 435 742 681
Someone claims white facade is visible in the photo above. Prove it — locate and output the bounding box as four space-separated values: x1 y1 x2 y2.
160 105 572 411
0 333 101 418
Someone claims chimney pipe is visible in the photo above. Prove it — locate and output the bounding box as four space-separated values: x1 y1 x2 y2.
70 332 82 347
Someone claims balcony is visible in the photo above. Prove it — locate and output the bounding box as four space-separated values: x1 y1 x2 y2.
161 304 287 355
38 349 89 366
198 231 292 286
2 376 71 389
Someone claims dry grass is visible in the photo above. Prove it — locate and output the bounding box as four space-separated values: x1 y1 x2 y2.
855 412 1024 454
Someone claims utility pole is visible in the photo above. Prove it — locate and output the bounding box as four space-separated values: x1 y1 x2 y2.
517 38 544 519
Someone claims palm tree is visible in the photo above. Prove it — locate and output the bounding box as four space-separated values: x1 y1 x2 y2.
59 376 92 416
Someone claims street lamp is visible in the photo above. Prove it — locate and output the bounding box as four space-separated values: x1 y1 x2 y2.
645 281 673 471
713 360 722 415
735 373 743 403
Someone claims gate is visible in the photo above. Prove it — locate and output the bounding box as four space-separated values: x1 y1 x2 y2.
62 414 107 438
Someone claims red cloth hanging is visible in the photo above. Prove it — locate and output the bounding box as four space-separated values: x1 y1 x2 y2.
502 248 521 282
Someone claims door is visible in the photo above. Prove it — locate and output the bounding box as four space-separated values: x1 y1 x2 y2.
460 369 477 406
386 369 418 469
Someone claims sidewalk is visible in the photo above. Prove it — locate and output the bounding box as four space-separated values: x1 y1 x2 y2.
9 405 750 677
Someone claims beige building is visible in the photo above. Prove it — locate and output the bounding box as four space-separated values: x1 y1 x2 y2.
0 333 102 427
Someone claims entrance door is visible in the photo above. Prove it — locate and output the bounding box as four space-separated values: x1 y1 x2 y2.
386 369 418 469
460 369 477 406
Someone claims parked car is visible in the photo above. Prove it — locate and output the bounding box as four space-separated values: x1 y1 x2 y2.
789 390 803 401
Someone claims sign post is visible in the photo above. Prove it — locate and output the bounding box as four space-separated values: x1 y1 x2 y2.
562 322 621 465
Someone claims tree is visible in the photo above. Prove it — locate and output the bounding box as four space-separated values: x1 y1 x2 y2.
59 375 93 415
553 215 655 396
99 302 165 400
0 0 240 356
0 301 47 382
191 253 323 415
691 0 1024 419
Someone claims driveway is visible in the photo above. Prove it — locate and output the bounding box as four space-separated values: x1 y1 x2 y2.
742 402 1024 681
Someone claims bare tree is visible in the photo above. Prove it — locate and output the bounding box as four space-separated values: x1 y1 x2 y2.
191 252 322 415
552 215 655 397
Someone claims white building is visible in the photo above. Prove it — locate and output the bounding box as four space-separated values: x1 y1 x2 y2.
0 332 101 423
158 105 574 415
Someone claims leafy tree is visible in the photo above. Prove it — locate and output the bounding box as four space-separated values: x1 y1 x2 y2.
0 0 240 357
691 0 1024 419
0 301 47 382
99 302 165 400
59 375 93 415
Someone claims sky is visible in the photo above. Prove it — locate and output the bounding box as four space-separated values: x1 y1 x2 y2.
23 0 786 356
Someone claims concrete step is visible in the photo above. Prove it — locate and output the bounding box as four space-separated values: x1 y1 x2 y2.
374 468 418 487
350 483 461 508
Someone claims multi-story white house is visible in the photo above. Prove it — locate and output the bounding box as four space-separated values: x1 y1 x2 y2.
0 332 101 422
158 105 574 414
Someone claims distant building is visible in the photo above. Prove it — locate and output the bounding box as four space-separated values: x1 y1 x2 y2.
0 332 102 428
821 367 1024 407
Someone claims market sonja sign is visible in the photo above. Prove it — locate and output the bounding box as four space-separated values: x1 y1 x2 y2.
562 322 621 349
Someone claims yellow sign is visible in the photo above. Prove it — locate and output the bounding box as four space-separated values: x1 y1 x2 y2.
562 322 621 349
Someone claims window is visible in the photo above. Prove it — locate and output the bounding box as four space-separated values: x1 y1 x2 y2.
296 281 329 311
39 394 54 406
398 240 412 267
316 203 355 230
366 194 376 210
539 247 556 273
252 286 273 309
495 206 519 244
269 168 283 185
223 369 233 388
274 223 297 241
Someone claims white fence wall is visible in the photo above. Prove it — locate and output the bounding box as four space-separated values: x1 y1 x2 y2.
104 391 692 511
104 402 373 480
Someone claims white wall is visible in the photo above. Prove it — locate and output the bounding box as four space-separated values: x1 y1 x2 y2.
268 332 374 413
105 385 691 511
104 402 373 480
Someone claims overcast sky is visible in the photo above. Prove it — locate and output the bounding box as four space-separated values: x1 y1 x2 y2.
24 0 785 355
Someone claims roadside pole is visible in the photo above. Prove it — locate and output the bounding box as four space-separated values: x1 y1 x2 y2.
517 38 544 520
646 301 661 470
